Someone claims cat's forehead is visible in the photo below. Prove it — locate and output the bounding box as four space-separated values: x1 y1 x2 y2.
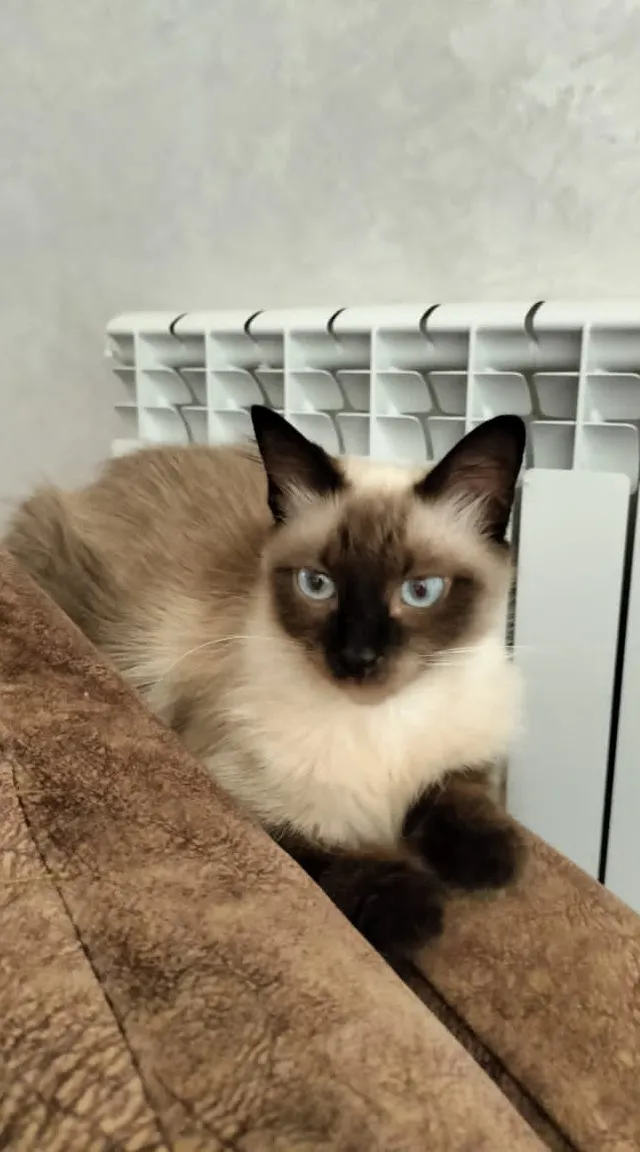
268 459 502 579
335 455 425 554
324 492 491 577
322 492 410 571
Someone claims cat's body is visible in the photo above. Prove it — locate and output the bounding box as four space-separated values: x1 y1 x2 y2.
6 408 526 958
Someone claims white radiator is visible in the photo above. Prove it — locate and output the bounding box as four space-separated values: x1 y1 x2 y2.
106 303 640 911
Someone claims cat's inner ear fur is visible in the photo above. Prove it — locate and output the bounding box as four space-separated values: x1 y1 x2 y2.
415 415 526 542
250 406 345 523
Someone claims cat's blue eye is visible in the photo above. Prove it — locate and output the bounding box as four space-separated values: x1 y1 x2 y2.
297 568 336 601
400 576 445 609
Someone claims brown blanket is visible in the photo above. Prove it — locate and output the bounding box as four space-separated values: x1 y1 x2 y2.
0 548 638 1151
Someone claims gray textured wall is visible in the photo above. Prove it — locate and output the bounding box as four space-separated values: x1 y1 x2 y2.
3 0 640 504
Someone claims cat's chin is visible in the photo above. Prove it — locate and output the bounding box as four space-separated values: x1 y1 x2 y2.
330 678 398 705
318 660 421 704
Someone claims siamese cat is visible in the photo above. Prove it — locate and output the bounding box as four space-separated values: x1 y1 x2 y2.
6 406 526 958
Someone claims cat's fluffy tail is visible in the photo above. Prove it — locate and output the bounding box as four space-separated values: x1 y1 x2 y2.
4 488 113 640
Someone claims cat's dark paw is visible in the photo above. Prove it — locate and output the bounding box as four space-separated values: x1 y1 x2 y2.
405 788 524 891
424 817 522 890
321 858 444 956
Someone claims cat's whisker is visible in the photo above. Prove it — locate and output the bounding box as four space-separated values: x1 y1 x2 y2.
425 644 539 671
442 644 538 656
157 634 275 681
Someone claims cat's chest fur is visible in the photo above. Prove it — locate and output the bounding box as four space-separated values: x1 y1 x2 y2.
204 631 520 850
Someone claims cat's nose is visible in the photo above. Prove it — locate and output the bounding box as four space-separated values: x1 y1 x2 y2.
338 645 379 678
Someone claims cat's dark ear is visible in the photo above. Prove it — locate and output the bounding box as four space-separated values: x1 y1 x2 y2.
250 406 345 523
415 416 526 542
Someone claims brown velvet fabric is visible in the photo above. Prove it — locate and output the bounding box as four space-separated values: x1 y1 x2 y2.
0 549 542 1150
403 971 574 1152
414 834 640 1151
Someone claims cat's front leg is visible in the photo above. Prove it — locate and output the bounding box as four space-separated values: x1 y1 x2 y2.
282 838 444 958
404 771 524 891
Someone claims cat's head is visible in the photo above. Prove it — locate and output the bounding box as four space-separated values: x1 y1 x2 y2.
251 406 525 698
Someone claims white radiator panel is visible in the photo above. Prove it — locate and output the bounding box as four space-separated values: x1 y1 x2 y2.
106 303 640 909
508 470 629 878
604 489 640 909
